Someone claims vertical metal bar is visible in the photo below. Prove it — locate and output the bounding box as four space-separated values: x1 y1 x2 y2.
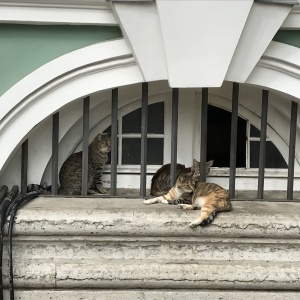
140 82 148 197
229 83 239 199
51 112 59 195
257 90 269 199
111 88 118 196
170 88 179 187
200 88 208 182
21 139 28 194
82 97 90 196
287 101 298 200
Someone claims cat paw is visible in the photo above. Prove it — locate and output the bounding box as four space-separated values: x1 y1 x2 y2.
88 189 95 194
98 187 107 194
177 204 193 210
189 220 201 228
143 199 157 205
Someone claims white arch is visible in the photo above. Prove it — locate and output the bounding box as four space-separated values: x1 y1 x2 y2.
0 39 144 173
1 39 300 178
246 41 300 101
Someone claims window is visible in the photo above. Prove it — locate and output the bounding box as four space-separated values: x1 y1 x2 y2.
206 105 287 169
207 105 246 167
105 102 164 166
247 124 287 169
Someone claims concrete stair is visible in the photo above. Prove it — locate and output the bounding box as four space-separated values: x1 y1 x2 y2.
2 197 300 299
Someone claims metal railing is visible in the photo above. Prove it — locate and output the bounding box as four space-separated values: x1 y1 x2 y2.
20 82 298 200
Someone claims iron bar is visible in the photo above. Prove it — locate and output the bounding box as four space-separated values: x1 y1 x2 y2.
257 90 269 199
140 82 148 197
170 88 179 187
81 97 90 196
21 139 28 194
51 112 59 195
200 88 208 182
287 101 298 200
111 88 118 196
229 83 239 199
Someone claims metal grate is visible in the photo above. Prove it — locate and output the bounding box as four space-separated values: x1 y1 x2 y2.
20 82 299 200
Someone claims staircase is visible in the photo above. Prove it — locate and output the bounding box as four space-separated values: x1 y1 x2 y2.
3 197 300 299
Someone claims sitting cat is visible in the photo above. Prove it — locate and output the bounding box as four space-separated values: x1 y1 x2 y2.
58 133 111 195
150 159 213 196
144 171 231 227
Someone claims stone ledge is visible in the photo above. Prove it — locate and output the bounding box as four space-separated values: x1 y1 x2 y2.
2 260 300 290
4 290 300 300
4 236 300 262
8 197 300 238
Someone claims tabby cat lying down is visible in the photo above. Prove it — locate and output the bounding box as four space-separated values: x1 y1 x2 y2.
144 171 231 227
150 159 213 196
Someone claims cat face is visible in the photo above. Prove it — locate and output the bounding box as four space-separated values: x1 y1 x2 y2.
192 159 214 181
95 134 111 153
176 174 195 193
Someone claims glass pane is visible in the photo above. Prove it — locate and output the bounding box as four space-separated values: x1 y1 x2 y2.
250 141 287 168
250 125 260 137
104 123 118 134
122 138 163 165
122 102 164 134
207 105 246 167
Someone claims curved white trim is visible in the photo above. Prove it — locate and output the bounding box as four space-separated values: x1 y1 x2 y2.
0 1 117 25
0 39 131 122
0 39 144 173
246 42 300 100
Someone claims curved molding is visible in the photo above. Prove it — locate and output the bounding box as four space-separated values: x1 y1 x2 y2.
0 0 117 25
0 39 144 173
0 55 134 134
0 39 132 122
246 41 300 100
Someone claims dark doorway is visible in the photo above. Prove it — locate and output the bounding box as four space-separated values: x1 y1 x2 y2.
207 105 246 167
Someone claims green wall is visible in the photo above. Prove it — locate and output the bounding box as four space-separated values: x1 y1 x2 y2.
273 30 300 48
0 25 122 96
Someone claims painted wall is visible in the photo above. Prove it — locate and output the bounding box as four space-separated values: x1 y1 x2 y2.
273 30 300 48
0 24 122 96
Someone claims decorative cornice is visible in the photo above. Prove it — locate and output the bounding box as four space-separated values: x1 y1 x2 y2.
258 56 300 79
0 0 117 25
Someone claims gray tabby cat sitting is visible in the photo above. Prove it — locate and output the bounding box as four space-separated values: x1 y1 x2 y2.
58 133 111 195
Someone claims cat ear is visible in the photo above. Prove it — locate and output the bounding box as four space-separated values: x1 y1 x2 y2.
41 182 47 189
96 133 102 140
206 160 214 167
192 159 200 166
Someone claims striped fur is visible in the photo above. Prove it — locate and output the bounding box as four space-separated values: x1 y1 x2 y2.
58 133 111 195
27 182 51 195
150 159 213 196
144 173 231 227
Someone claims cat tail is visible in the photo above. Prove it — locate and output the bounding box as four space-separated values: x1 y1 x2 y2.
199 198 232 226
199 209 218 226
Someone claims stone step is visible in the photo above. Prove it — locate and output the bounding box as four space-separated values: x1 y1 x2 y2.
9 197 300 239
2 197 300 295
4 289 300 300
4 236 300 262
2 260 300 290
